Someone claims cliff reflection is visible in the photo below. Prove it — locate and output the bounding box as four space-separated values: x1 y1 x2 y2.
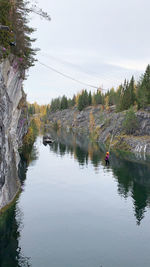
0 204 31 267
47 130 150 224
0 142 38 266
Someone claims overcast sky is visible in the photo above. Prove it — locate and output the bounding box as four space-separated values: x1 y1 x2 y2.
24 0 150 104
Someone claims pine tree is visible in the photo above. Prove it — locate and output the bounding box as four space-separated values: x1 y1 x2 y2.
129 76 136 106
60 95 68 109
93 90 103 105
144 65 150 101
82 90 89 107
116 85 122 111
88 91 91 105
78 94 84 111
128 76 136 107
123 107 139 134
0 0 50 70
108 88 117 105
118 80 132 111
50 98 61 111
0 0 12 52
72 95 76 106
137 65 150 109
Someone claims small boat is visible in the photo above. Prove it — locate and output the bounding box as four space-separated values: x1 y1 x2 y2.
43 135 54 144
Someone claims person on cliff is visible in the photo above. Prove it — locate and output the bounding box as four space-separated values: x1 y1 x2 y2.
105 152 110 165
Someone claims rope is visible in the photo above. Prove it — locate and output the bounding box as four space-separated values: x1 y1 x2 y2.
108 131 114 152
38 60 106 90
39 51 128 86
108 116 118 152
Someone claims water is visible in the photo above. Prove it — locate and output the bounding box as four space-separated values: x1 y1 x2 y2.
1 134 150 267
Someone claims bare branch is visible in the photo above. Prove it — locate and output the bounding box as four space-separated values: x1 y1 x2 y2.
27 4 51 21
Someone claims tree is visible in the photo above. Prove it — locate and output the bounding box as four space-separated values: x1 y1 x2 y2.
0 0 51 70
26 2 51 21
120 80 131 111
93 89 103 105
107 88 117 105
72 95 76 106
50 98 61 111
123 107 139 134
82 90 89 107
77 94 84 111
77 90 89 111
105 95 109 110
0 0 12 53
137 65 150 109
129 76 136 106
116 85 123 111
117 79 136 111
60 95 68 109
88 91 92 105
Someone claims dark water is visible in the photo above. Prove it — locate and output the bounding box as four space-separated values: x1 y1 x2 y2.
1 133 150 267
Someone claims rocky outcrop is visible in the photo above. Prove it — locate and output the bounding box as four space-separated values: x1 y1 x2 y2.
47 106 103 133
0 57 28 211
47 105 150 156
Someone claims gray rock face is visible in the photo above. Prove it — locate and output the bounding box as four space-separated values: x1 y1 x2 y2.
47 106 150 155
0 58 28 210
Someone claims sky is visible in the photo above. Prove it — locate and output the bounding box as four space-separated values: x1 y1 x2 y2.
24 0 150 104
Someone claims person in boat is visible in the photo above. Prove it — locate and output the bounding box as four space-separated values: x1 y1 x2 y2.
105 152 110 165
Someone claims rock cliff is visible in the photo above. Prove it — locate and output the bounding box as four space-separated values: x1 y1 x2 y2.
47 105 150 156
0 57 28 210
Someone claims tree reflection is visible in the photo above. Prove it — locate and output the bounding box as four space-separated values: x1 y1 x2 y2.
20 143 39 167
59 143 66 156
0 204 31 267
47 130 150 224
0 139 39 266
132 184 147 225
74 146 88 166
53 142 59 154
111 155 150 225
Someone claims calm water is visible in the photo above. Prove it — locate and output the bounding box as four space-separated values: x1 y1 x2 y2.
1 134 150 267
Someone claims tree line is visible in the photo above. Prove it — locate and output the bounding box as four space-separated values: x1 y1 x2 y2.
0 0 50 72
47 65 150 113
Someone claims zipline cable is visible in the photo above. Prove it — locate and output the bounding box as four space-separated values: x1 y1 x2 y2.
108 115 118 152
39 51 141 86
39 51 122 85
38 59 118 155
38 60 107 90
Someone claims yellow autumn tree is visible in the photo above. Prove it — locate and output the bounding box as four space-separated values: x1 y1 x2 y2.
89 112 95 133
23 127 34 146
105 95 110 111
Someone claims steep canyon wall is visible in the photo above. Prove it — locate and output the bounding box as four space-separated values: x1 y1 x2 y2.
0 58 28 210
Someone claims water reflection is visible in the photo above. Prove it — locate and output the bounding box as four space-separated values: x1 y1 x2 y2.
112 158 150 225
47 129 150 225
0 204 31 267
1 130 150 267
0 142 39 267
20 142 39 167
